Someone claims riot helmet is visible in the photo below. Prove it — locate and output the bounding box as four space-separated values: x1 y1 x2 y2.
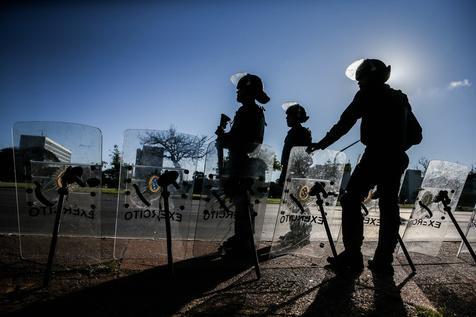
282 102 309 123
356 59 391 83
282 102 309 128
231 72 270 104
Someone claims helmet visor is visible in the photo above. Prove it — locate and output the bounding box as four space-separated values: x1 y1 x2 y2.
345 59 365 81
281 101 299 112
230 72 248 86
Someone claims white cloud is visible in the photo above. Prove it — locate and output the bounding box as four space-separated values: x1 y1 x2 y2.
448 79 471 90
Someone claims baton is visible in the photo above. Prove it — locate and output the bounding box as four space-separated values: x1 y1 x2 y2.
339 140 360 152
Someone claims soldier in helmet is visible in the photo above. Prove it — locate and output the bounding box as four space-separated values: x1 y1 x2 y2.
308 59 422 277
216 73 270 257
278 103 312 187
277 103 313 246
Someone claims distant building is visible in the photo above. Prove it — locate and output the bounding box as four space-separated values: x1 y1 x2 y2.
399 169 423 204
133 146 165 181
136 146 164 167
19 135 71 163
458 172 476 208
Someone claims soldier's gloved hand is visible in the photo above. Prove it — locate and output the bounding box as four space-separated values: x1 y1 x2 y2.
306 142 322 154
215 126 225 137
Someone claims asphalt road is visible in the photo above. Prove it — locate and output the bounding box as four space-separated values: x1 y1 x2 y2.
0 188 472 241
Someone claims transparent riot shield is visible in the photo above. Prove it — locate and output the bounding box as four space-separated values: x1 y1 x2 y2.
13 121 102 265
192 142 275 257
401 161 470 257
270 147 346 257
457 205 476 260
113 129 198 263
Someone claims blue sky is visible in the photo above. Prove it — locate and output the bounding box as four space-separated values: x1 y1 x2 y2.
1 0 475 171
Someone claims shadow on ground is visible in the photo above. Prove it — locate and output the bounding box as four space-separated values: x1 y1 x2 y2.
408 246 476 317
8 254 251 317
2 241 476 317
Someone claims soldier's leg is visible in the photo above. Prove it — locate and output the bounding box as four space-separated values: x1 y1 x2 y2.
221 175 248 254
232 177 256 250
372 153 409 271
340 160 375 255
233 192 251 245
374 181 401 265
328 158 375 272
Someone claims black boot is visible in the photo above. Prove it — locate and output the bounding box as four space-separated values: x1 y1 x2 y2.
326 250 364 274
368 258 394 278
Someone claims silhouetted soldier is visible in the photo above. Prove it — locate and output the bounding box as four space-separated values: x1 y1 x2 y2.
278 103 312 186
308 59 422 277
278 103 313 245
216 73 270 257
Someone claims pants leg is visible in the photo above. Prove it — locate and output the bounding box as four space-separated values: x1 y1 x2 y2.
341 157 376 254
233 176 256 246
233 191 252 243
374 153 409 264
227 157 261 250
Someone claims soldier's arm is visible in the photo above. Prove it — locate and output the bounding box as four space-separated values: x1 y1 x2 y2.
219 109 242 149
308 93 363 151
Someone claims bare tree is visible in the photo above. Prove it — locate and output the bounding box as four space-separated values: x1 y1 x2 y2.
140 127 209 168
418 157 430 175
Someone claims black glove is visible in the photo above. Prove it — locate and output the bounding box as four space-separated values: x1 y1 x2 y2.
306 142 323 154
215 126 225 137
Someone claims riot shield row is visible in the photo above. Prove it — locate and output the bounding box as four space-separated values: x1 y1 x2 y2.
11 122 279 282
269 147 476 269
9 121 476 286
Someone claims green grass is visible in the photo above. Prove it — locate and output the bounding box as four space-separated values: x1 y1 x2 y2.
0 181 16 188
101 188 121 194
415 306 455 317
192 194 204 200
0 181 32 189
267 198 282 204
